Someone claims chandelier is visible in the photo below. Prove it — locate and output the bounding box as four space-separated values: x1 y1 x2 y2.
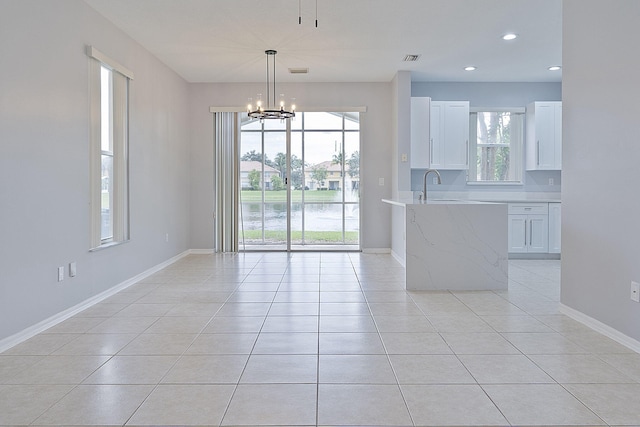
247 50 295 121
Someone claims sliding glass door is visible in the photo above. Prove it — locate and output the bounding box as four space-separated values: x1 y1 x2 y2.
239 112 360 250
238 118 288 249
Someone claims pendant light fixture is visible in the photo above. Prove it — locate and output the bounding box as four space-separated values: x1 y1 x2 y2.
247 50 295 121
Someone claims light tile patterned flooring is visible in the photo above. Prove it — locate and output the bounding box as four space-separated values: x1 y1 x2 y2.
1 253 640 426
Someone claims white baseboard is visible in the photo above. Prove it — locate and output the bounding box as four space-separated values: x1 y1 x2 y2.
0 250 192 354
390 250 406 268
362 248 391 254
559 303 640 353
189 249 215 255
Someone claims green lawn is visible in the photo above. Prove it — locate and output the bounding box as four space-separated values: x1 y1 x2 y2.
241 229 359 244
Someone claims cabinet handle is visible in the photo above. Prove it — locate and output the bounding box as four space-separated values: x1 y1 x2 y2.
529 220 533 246
430 138 433 164
466 140 469 166
524 220 527 246
537 141 540 166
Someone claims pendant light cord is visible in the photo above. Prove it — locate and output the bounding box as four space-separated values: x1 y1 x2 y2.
265 52 270 109
272 53 276 109
298 0 319 27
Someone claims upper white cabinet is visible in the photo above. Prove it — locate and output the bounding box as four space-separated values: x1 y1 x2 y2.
526 101 562 170
410 97 431 169
430 101 470 169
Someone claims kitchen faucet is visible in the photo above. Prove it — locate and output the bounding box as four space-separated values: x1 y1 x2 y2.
419 169 441 202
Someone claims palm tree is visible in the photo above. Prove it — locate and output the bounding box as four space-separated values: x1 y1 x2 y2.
332 152 343 165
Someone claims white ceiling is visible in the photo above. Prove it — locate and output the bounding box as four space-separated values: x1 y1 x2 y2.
83 0 562 84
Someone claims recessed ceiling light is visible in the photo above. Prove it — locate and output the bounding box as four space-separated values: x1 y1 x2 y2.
502 33 518 41
464 66 477 71
548 66 562 71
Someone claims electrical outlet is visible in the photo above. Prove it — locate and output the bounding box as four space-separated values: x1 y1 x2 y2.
433 176 438 184
378 178 384 186
401 153 408 162
165 233 169 243
631 281 640 302
549 178 554 186
57 266 64 282
69 262 77 277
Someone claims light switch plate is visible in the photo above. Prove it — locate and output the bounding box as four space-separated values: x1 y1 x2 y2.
401 153 408 162
631 281 640 302
69 262 77 278
57 266 64 282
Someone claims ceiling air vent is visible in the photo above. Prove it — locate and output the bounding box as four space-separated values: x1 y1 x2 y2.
403 54 421 62
288 68 309 74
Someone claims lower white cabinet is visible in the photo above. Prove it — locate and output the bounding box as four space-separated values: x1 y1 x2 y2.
508 203 549 253
548 202 561 253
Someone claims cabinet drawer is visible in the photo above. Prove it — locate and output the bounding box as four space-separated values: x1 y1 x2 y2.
508 203 548 215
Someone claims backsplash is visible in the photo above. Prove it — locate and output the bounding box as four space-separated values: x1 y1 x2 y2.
411 169 561 195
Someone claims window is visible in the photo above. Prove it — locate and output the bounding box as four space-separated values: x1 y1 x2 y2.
88 47 133 248
468 110 523 184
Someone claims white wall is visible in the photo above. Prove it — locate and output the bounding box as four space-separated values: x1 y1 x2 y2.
188 82 394 251
412 82 562 107
0 0 191 342
392 72 412 195
562 0 640 341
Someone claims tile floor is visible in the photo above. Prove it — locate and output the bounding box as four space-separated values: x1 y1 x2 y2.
1 253 639 426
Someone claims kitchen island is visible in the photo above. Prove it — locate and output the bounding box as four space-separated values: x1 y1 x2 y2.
383 197 508 291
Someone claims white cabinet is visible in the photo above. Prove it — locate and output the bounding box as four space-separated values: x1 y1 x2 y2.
430 101 470 169
548 202 561 254
410 97 431 169
526 101 562 170
508 203 549 253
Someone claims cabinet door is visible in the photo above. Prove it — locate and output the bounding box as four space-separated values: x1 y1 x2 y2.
535 103 556 169
443 101 470 169
554 103 562 169
508 215 528 253
429 102 444 168
410 97 430 169
528 214 549 253
548 203 561 254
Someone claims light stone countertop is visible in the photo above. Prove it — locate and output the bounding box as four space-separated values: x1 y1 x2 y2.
385 191 561 205
426 191 561 203
381 198 496 207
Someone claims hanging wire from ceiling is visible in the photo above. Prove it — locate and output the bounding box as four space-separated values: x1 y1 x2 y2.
298 0 318 27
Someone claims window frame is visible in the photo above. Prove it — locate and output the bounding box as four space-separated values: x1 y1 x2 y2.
88 46 133 250
467 107 524 186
